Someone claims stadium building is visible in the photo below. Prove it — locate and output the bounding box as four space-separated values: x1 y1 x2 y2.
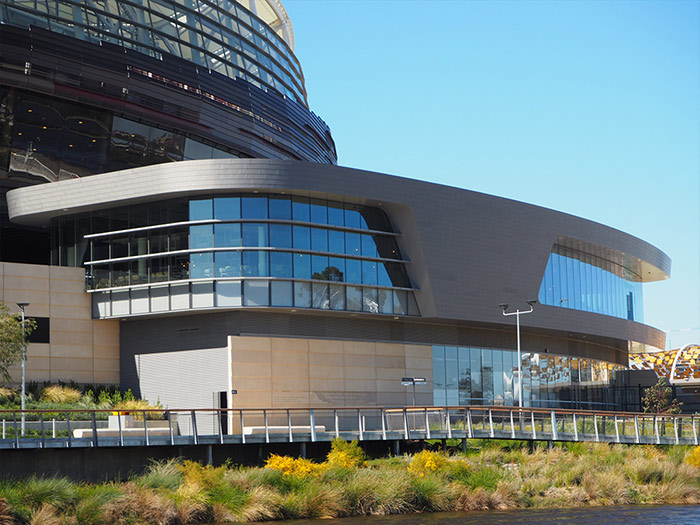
0 0 671 412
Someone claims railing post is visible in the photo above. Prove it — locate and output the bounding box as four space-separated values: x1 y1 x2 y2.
39 412 45 448
310 409 317 442
167 411 174 446
550 411 557 441
264 410 270 444
143 411 149 446
358 409 364 441
66 412 72 448
52 418 56 439
531 410 536 440
403 408 410 439
425 408 431 439
674 416 679 445
488 409 494 438
634 415 640 444
91 411 99 447
446 409 452 439
117 410 124 447
287 410 293 443
191 410 198 445
573 413 578 441
218 409 224 445
240 410 245 444
614 415 620 443
693 416 698 446
381 409 387 440
13 412 18 449
654 415 660 445
1 419 4 439
334 409 339 439
510 410 515 439
593 414 599 442
466 408 473 439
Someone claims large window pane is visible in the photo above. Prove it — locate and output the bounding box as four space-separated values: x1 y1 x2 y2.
362 287 378 313
361 234 378 257
292 197 310 221
271 280 293 306
269 196 291 219
345 233 361 256
294 281 311 307
242 223 268 247
190 224 213 249
216 251 241 277
241 196 268 218
293 226 310 250
242 250 267 276
189 199 212 220
346 259 361 284
344 204 361 229
328 257 345 282
270 251 292 278
328 205 344 227
190 252 214 279
310 199 327 224
445 347 459 406
293 253 311 279
328 229 344 254
362 260 377 285
214 197 240 220
346 286 362 311
312 282 329 309
330 284 345 310
311 255 329 279
214 223 241 247
311 228 328 252
269 224 292 248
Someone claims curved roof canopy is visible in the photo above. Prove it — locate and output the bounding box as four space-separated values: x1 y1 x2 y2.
236 0 295 50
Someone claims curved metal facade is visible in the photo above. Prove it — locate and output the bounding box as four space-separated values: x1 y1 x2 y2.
8 158 671 363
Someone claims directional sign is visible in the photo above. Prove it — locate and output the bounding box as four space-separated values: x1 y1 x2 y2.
413 378 427 384
401 377 413 382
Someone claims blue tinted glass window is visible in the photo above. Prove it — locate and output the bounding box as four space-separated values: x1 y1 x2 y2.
344 204 361 229
377 264 392 287
190 225 213 249
241 196 268 218
216 251 241 277
328 205 344 227
361 235 377 257
312 282 329 309
293 253 311 279
242 250 267 276
293 226 310 250
292 197 310 221
393 290 407 315
346 286 362 311
346 259 361 284
242 223 268 247
189 199 212 220
310 199 327 224
328 230 345 254
328 257 345 282
311 228 328 252
311 255 329 279
362 260 377 285
269 196 291 219
362 287 378 313
214 197 240 220
214 223 241 247
270 251 293 278
269 224 292 248
294 282 311 307
345 233 361 256
190 252 213 278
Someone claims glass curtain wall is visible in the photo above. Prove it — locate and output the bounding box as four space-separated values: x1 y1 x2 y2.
538 246 644 322
433 346 624 409
54 194 418 316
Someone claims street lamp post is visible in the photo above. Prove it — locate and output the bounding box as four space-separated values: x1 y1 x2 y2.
499 301 537 408
16 302 30 436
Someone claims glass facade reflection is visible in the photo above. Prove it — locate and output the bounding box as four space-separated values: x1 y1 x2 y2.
54 194 418 316
433 345 625 409
0 88 238 183
0 0 306 104
538 246 644 322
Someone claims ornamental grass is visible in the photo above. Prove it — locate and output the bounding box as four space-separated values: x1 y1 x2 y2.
0 441 699 523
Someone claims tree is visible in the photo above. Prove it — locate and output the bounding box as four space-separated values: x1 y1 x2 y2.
0 302 36 383
642 376 683 414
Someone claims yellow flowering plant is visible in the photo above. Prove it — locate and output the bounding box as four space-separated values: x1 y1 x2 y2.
264 454 327 478
407 450 449 477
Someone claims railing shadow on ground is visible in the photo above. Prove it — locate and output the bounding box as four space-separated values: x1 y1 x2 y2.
1 406 697 450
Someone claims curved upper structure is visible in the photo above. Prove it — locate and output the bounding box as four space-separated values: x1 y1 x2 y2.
630 345 700 385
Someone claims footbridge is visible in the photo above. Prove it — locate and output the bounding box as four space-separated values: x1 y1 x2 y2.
2 405 698 450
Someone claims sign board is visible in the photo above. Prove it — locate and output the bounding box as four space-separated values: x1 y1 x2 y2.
414 378 427 384
401 382 413 386
401 377 413 382
231 389 238 394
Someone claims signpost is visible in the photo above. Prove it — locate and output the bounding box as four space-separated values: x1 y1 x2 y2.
401 377 426 406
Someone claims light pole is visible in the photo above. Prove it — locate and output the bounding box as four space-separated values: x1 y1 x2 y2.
17 302 30 436
499 300 536 408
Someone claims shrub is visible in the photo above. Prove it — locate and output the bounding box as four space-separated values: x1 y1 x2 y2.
685 446 700 468
112 399 163 420
40 385 82 404
407 450 448 477
0 386 16 403
265 454 327 479
326 438 366 469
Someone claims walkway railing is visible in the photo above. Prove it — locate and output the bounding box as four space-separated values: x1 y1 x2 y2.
1 406 698 449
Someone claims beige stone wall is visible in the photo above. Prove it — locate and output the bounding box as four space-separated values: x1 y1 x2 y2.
229 335 433 409
1 262 120 385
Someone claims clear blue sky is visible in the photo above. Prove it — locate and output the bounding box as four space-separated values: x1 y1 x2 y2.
284 0 700 349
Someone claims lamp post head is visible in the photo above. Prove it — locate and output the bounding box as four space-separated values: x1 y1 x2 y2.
526 300 538 307
498 303 509 312
16 302 30 311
